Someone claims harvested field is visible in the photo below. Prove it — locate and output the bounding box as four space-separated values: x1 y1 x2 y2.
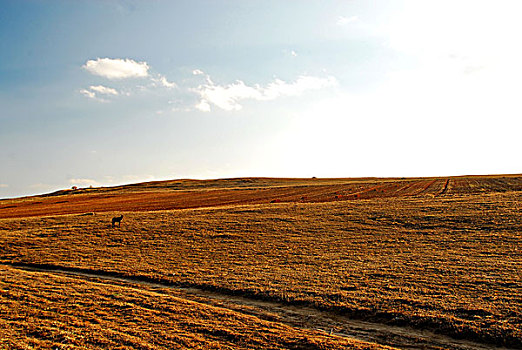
2 175 522 220
1 175 521 349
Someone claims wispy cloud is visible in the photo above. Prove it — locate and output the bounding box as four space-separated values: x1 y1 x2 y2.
80 85 119 102
151 74 176 88
89 85 119 95
193 72 337 111
83 58 149 79
0 184 8 188
337 15 359 26
79 88 97 99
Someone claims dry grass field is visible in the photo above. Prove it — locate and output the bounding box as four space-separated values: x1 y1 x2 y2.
1 265 390 349
1 175 521 349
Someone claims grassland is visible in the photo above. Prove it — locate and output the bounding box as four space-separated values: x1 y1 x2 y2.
1 175 521 349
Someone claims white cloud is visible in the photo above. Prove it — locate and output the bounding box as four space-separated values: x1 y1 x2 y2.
79 60 335 112
0 184 8 188
89 85 119 95
151 74 176 88
195 99 211 112
80 85 119 102
337 15 358 26
80 58 177 103
80 88 97 99
193 72 337 111
83 58 149 79
198 80 262 111
291 50 298 57
69 178 102 187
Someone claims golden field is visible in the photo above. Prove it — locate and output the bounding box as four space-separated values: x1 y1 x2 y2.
0 265 391 349
0 176 521 349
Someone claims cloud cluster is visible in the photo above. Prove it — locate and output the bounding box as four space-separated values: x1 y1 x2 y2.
80 58 337 112
81 58 175 102
193 73 337 111
83 58 149 79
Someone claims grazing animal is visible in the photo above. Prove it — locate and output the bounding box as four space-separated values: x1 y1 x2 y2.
111 215 123 228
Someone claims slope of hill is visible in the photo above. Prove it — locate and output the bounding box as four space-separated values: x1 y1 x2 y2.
1 175 522 219
1 175 521 349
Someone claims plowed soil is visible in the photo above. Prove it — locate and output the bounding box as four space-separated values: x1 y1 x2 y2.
2 175 522 219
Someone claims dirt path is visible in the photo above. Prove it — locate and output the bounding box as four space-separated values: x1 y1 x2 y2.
4 263 514 350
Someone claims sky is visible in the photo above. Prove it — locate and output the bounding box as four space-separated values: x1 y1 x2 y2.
1 0 522 198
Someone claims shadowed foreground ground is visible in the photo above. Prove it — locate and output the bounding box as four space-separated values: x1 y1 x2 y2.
1 265 393 349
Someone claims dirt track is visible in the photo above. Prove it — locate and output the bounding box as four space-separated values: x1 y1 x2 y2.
5 262 515 350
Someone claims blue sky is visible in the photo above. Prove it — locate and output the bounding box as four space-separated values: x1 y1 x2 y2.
1 0 522 198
